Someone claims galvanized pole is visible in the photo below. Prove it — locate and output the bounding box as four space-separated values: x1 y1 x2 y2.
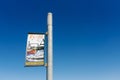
47 12 53 80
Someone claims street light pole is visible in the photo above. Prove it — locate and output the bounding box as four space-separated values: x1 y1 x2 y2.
47 12 53 80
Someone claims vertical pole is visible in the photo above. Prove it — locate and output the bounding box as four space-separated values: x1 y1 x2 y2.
47 12 53 80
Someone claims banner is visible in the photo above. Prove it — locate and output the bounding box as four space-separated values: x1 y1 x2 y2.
25 33 45 66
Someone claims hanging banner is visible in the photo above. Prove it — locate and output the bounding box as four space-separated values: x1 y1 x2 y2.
25 33 45 66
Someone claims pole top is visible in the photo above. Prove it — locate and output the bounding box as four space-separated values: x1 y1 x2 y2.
47 12 52 25
48 12 52 15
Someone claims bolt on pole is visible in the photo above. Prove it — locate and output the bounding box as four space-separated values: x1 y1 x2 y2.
47 12 53 80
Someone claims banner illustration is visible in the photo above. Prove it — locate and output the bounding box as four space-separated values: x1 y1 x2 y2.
25 33 45 66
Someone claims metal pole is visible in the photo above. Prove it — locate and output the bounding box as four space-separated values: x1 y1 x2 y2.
47 12 53 80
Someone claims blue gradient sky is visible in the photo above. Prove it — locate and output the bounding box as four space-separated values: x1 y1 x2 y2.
0 0 120 80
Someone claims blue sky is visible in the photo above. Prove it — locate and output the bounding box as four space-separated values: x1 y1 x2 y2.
0 0 120 80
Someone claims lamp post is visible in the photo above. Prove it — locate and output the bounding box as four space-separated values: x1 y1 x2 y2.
47 12 53 80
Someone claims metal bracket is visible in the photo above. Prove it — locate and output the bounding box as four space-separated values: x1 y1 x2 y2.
46 32 48 36
45 63 48 67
